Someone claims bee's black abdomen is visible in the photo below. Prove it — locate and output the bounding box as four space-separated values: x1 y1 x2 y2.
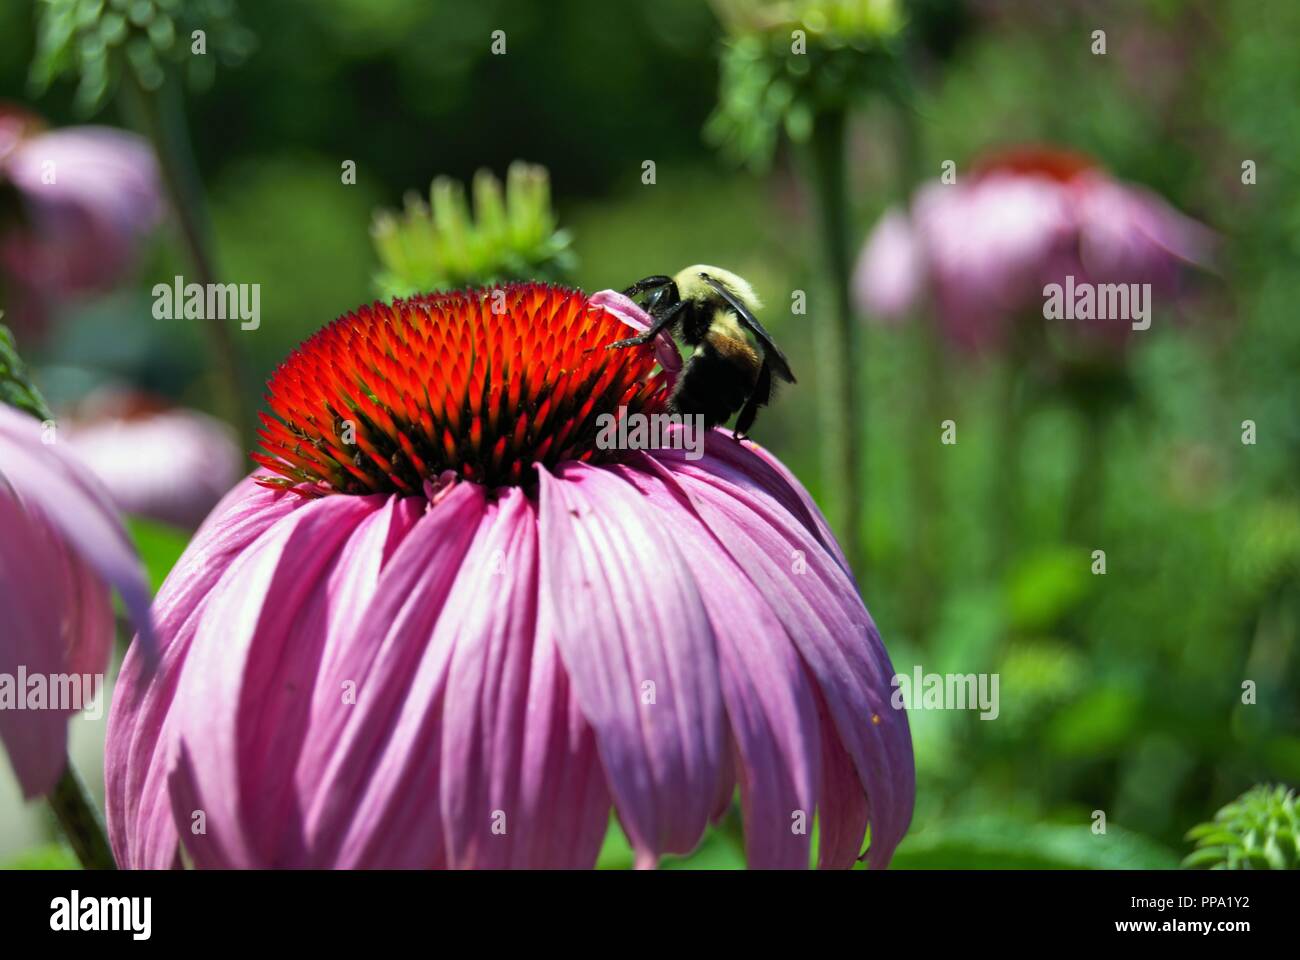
668 344 756 429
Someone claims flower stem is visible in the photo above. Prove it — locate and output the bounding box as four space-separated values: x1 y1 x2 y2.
48 760 116 870
992 346 1024 573
122 77 247 436
804 107 864 578
1066 406 1109 543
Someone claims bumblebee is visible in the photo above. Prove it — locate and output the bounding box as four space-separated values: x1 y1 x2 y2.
607 265 795 438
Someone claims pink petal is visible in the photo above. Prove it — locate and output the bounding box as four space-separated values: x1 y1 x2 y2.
853 207 923 322
688 431 854 581
0 492 110 796
614 457 820 869
1073 173 1216 283
511 628 612 868
106 480 305 867
430 489 539 866
536 462 727 867
300 483 485 867
2 126 161 295
0 403 154 650
169 492 397 868
589 289 683 380
814 688 870 869
68 405 242 529
652 443 914 868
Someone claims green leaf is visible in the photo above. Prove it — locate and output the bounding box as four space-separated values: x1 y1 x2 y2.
29 0 254 110
0 321 53 422
890 817 1180 869
1 844 81 870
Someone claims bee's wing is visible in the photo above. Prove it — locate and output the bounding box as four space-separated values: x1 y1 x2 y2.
700 274 796 383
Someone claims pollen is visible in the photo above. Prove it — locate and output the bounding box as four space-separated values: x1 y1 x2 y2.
253 283 670 495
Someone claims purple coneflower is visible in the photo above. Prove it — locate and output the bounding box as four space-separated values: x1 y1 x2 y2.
853 145 1214 351
106 283 914 869
0 403 153 797
67 387 242 529
0 103 162 339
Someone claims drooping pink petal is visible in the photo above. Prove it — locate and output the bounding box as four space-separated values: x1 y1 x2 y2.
0 492 111 796
106 479 305 867
813 687 871 869
685 431 854 581
614 456 820 869
0 404 154 651
480 621 612 868
0 400 149 796
430 488 566 867
650 440 914 868
149 479 620 870
299 484 486 868
169 493 390 867
536 462 728 867
1073 173 1216 284
161 490 429 868
918 174 1074 349
589 289 683 380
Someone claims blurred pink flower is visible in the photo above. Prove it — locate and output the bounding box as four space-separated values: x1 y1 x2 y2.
67 388 243 529
853 146 1215 351
0 403 153 798
106 285 914 870
0 103 162 338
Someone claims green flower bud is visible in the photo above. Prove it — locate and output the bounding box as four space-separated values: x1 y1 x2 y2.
372 163 577 299
1183 784 1300 869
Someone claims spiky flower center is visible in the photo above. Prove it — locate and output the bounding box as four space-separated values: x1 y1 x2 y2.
253 284 670 495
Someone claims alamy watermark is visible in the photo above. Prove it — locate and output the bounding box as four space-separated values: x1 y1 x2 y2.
0 667 104 719
891 666 1000 720
50 890 151 940
1043 274 1151 331
153 275 260 330
595 406 706 460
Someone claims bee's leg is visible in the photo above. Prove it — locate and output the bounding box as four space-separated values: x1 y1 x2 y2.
607 299 686 349
732 359 771 441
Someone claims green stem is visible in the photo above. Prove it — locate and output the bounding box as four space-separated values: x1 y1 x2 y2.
992 346 1024 573
804 107 864 579
1066 406 1109 543
122 77 247 436
47 761 116 870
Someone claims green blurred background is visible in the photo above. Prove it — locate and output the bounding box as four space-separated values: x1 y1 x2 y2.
1 0 1297 868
